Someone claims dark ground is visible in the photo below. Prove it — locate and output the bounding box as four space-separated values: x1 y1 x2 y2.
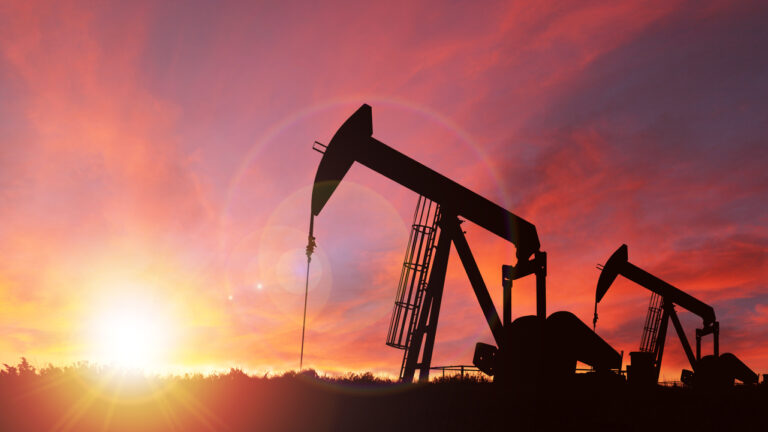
0 360 765 431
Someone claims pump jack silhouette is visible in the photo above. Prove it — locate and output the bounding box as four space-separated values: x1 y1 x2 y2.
310 104 620 385
595 244 757 388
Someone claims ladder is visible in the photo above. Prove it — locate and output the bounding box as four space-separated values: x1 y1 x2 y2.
639 292 664 353
385 196 441 379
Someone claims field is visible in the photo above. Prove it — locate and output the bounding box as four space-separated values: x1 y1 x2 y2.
0 359 765 431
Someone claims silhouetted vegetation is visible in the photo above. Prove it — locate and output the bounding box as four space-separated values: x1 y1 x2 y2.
0 359 765 431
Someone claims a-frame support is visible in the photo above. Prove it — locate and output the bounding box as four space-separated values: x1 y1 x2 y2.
666 302 698 370
401 214 545 382
644 299 723 381
651 300 699 378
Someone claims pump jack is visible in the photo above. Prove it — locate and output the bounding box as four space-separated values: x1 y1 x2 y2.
595 244 757 387
310 104 620 384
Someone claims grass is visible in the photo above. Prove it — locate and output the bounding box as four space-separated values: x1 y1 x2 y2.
0 358 765 431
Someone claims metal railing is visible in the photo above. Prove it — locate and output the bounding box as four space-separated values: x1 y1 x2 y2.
429 365 482 379
385 196 441 380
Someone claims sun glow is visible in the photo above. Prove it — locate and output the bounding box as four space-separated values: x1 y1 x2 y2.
87 293 177 371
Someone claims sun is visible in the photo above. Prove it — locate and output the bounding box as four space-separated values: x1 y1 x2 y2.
88 296 176 370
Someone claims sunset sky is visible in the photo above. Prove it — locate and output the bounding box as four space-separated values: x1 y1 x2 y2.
0 0 766 380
